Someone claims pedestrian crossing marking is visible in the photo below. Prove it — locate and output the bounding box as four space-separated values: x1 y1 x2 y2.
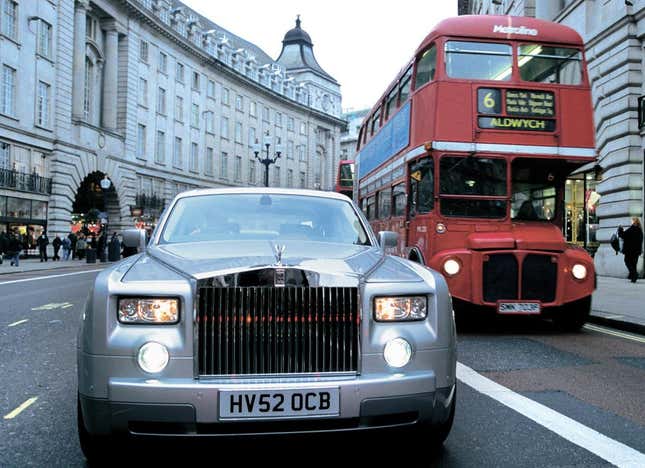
31 302 74 311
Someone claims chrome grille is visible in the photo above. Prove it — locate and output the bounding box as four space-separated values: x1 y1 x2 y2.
196 285 359 376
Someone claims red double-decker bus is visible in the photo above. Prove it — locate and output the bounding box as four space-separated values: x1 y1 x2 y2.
335 159 355 198
355 15 596 330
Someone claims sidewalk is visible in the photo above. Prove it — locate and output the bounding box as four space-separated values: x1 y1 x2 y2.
0 257 109 275
590 275 645 334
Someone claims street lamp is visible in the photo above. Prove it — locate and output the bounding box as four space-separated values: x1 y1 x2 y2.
99 175 111 262
253 131 282 187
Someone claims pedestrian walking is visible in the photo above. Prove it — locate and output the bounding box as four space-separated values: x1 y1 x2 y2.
68 231 78 259
0 231 7 265
62 235 72 261
76 235 87 260
7 231 21 267
52 234 62 261
37 232 50 262
618 217 644 283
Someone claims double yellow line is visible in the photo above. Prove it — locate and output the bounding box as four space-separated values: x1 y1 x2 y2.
584 323 645 344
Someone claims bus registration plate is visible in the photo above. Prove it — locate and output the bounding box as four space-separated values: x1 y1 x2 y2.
497 302 541 315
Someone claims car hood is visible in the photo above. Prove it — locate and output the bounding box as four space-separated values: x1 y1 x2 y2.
126 240 422 284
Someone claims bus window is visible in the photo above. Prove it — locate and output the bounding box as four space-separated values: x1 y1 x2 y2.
399 67 413 103
357 127 363 150
370 108 381 135
361 197 367 216
384 88 398 120
415 45 437 88
378 188 392 219
518 45 582 85
439 157 506 196
511 160 559 221
409 158 434 216
392 184 406 216
367 196 376 220
445 41 512 81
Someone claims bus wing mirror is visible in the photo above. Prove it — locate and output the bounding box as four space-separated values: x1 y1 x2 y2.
378 231 398 252
122 228 147 252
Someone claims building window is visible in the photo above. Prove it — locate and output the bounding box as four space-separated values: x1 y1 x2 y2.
205 147 214 175
83 58 93 120
287 169 293 188
221 87 229 105
235 121 243 143
190 142 198 172
275 112 282 127
299 171 306 188
36 81 50 127
0 141 10 169
37 20 53 59
235 94 243 112
287 140 294 159
173 136 182 167
298 144 306 162
138 78 148 106
248 127 256 146
176 62 184 82
205 111 214 134
175 96 184 122
235 155 242 181
273 166 280 187
262 106 270 122
300 122 307 135
139 40 148 62
249 159 256 184
191 103 199 128
159 51 167 73
1 64 16 116
287 116 294 132
250 101 257 117
220 116 229 139
137 124 146 159
1 0 18 41
192 71 200 91
207 79 215 99
220 152 228 179
155 130 165 164
157 87 166 114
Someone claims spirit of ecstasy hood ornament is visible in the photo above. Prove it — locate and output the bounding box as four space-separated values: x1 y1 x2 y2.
273 244 286 266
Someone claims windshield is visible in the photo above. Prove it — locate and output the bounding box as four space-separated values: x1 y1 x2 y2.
339 163 354 187
160 193 370 245
511 160 559 222
518 45 582 85
440 157 507 196
445 41 512 81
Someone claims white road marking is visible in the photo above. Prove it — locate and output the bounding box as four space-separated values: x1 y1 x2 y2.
31 302 74 311
584 324 645 344
3 397 38 420
7 319 29 327
457 362 645 467
0 269 103 286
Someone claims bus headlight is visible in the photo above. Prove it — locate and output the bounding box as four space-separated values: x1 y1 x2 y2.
572 264 587 280
443 259 461 276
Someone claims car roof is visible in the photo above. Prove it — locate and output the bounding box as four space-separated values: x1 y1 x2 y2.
175 187 352 202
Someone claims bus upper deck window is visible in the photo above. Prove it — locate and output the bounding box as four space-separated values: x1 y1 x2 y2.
398 67 413 103
415 45 437 88
445 41 512 81
518 45 582 85
371 108 381 135
384 88 398 120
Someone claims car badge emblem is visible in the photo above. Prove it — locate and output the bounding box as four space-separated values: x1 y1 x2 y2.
273 244 286 266
274 268 286 287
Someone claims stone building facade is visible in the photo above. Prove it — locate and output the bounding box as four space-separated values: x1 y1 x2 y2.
464 0 645 278
0 0 344 240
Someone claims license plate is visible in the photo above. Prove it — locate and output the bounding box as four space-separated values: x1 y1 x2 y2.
497 302 541 314
219 388 340 420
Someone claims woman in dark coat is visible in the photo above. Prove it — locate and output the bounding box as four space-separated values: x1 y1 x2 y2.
618 217 643 283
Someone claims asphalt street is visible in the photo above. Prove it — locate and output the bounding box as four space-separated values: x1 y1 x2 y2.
1 268 644 467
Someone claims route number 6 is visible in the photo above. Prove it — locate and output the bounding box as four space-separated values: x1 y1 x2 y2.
483 92 495 109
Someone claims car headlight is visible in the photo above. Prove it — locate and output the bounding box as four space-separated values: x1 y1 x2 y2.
118 298 179 324
137 342 169 373
374 296 427 321
571 264 587 280
443 259 461 276
384 338 412 368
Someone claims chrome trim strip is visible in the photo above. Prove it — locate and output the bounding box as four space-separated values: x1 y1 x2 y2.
199 371 358 380
431 141 596 158
359 144 425 189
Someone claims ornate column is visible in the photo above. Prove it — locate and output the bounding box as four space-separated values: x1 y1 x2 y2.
100 20 121 130
72 0 90 120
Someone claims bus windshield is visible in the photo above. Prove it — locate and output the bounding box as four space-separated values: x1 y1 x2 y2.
518 44 582 85
511 159 559 222
339 162 354 188
445 41 512 81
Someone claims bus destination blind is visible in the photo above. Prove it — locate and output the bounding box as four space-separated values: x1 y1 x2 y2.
477 88 555 132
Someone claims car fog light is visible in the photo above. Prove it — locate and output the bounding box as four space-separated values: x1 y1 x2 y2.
137 342 169 374
572 264 587 280
443 259 461 276
384 338 412 368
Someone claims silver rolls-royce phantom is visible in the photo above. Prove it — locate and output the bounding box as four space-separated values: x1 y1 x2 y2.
77 188 456 460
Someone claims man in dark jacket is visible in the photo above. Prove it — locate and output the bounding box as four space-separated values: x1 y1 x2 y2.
52 235 62 261
618 217 643 283
0 231 7 265
37 232 49 262
68 231 78 259
7 231 21 267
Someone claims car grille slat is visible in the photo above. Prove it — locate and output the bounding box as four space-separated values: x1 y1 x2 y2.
197 284 359 376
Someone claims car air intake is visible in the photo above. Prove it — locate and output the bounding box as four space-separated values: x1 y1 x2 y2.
196 285 360 376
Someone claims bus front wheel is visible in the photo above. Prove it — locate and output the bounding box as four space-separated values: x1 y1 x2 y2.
553 296 591 332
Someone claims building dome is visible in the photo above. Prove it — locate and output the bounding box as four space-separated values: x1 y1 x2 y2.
282 16 312 46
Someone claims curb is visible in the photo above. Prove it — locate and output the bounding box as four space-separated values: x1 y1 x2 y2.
588 313 645 337
0 262 111 276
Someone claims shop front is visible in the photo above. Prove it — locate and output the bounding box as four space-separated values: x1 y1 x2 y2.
565 165 602 255
0 195 48 256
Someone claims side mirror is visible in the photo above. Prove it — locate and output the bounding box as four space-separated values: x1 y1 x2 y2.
122 228 147 252
378 231 398 252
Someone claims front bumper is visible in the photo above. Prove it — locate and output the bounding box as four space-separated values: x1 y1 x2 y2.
79 369 454 436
